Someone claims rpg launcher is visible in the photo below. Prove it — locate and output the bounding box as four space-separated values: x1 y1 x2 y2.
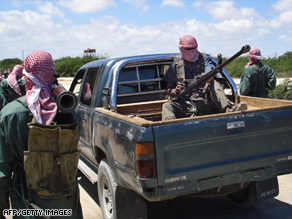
51 77 78 113
177 45 251 98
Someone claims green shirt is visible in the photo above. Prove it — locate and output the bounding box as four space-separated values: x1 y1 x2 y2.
0 100 83 218
239 62 276 97
0 79 25 110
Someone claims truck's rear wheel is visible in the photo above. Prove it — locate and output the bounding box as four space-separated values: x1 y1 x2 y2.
98 159 117 219
227 182 258 208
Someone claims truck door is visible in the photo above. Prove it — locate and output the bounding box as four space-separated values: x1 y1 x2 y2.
78 67 100 160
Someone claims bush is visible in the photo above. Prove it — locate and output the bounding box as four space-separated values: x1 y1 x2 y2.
0 58 23 71
54 54 108 77
0 54 109 77
268 79 292 100
224 56 249 78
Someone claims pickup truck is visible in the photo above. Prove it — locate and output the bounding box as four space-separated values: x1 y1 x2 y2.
69 52 292 219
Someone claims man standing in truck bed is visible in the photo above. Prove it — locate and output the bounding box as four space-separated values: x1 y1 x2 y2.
162 34 247 120
240 47 276 98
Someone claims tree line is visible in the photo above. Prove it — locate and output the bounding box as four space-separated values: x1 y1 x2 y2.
0 54 108 78
1 52 291 78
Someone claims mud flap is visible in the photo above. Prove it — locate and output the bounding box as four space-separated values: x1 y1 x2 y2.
116 187 148 219
256 177 279 200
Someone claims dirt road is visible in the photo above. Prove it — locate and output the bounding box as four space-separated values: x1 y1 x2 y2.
79 172 292 219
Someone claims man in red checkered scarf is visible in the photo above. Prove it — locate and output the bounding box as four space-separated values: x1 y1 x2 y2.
0 50 83 219
0 64 25 110
23 50 58 125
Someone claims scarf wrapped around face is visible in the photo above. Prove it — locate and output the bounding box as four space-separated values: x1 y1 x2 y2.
7 64 23 95
83 82 91 100
247 48 262 66
23 50 57 125
178 35 199 62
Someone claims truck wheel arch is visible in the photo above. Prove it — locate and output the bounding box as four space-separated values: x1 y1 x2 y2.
94 145 106 164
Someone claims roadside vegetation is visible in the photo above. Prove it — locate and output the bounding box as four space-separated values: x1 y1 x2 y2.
268 79 292 100
223 51 292 78
0 51 291 99
0 54 108 77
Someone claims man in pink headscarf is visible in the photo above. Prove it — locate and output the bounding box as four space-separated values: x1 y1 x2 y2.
240 47 276 97
0 64 25 110
0 50 83 218
246 47 262 66
162 34 247 120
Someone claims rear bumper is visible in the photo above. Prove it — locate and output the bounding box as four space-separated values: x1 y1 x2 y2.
138 161 292 202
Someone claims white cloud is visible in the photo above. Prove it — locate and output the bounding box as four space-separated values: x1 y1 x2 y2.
162 0 185 8
38 2 65 18
123 0 149 12
258 28 270 36
270 9 292 28
272 0 292 12
214 19 253 36
205 1 257 20
0 10 55 36
278 29 292 46
11 0 31 7
0 6 280 61
193 1 203 8
58 0 116 13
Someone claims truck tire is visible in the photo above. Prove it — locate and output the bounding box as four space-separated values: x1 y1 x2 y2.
227 182 258 208
98 159 117 219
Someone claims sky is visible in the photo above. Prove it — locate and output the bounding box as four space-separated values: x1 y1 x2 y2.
0 0 291 61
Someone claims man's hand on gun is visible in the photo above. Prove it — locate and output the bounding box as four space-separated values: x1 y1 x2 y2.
167 85 183 96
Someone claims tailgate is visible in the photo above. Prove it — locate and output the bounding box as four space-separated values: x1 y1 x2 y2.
153 108 292 196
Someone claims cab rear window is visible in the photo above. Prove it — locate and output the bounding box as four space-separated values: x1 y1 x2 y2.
118 64 169 95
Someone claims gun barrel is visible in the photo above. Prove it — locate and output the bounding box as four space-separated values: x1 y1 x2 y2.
56 91 78 113
178 45 250 97
52 83 78 113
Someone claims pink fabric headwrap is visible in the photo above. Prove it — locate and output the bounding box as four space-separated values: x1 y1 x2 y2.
247 48 262 66
23 50 57 125
83 82 91 100
0 69 4 81
7 64 23 96
178 35 199 62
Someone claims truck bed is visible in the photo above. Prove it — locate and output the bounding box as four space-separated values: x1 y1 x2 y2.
97 96 292 125
96 96 292 200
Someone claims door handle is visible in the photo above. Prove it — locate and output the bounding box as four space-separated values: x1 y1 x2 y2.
226 121 245 130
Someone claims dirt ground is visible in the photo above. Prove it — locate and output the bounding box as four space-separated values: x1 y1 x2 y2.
78 173 292 219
